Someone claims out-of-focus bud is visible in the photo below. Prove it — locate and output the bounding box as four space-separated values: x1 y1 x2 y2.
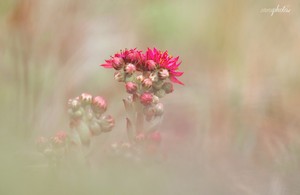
152 80 164 90
68 99 81 110
162 82 174 94
135 133 146 142
89 119 101 136
152 95 159 104
100 115 115 133
154 103 164 116
112 57 124 70
92 96 107 114
143 106 156 121
147 131 161 144
158 69 169 80
55 131 67 141
149 72 159 82
114 71 125 82
125 82 138 94
155 89 166 98
124 63 136 74
80 93 93 105
36 136 49 152
136 75 144 83
142 78 152 89
51 136 65 148
145 60 157 71
140 93 153 106
121 142 131 149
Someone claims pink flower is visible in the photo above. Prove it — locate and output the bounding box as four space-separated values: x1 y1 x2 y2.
145 48 184 85
140 93 153 106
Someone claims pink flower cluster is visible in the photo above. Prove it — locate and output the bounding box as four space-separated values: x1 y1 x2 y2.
101 48 183 83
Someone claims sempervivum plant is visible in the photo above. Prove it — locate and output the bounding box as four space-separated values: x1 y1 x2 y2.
101 48 183 159
36 93 114 166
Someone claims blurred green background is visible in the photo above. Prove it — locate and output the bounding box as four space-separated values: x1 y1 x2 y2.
1 0 300 194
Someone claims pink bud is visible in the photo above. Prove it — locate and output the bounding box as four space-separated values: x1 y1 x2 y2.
124 63 136 74
112 57 124 70
147 131 161 144
140 93 153 106
125 82 138 94
145 60 157 71
55 131 67 141
51 136 65 148
142 78 152 89
158 69 169 80
92 96 107 114
135 133 146 142
68 99 81 110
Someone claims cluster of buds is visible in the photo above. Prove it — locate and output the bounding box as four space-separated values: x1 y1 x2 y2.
102 48 183 158
36 131 68 165
68 93 115 146
36 93 114 166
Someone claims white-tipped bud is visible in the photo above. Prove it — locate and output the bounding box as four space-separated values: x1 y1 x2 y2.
68 99 81 110
149 72 159 82
142 78 152 89
114 71 125 82
158 69 169 80
80 93 93 105
136 75 144 83
124 63 136 74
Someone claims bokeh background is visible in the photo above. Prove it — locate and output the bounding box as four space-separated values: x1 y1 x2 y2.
1 0 300 194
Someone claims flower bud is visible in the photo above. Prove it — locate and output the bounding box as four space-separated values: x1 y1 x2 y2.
124 63 136 74
142 78 152 89
68 99 81 110
149 72 159 82
155 89 166 98
152 95 159 104
51 136 65 148
147 131 161 144
112 57 124 70
154 103 164 116
145 60 157 71
114 71 125 82
36 136 49 152
125 82 138 94
162 82 174 94
158 69 169 80
92 96 107 114
80 93 93 105
135 133 146 142
152 80 164 89
100 115 115 133
140 93 153 106
143 106 156 121
136 75 144 83
55 131 67 141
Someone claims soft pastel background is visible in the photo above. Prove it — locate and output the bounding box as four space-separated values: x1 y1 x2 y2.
1 0 300 194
